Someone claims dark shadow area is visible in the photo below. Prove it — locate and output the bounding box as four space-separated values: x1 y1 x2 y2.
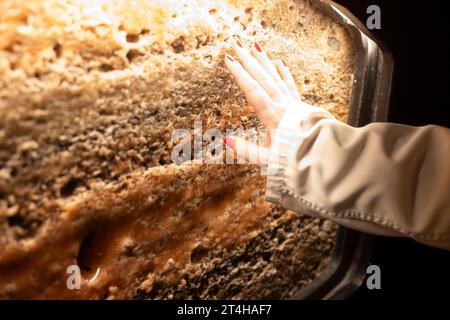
336 0 450 127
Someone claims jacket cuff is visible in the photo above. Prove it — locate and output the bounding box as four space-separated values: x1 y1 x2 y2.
265 104 335 204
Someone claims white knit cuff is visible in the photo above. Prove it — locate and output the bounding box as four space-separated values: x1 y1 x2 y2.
265 104 335 203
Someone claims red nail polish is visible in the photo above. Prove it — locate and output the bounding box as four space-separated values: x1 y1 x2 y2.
282 59 287 67
226 54 235 62
254 41 262 52
236 39 243 48
224 136 235 148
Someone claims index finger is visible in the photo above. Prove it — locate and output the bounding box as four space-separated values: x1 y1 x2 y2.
225 55 281 128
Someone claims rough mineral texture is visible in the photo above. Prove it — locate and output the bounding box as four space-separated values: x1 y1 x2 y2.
0 0 354 299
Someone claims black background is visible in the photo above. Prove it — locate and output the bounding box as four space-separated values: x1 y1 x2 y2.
333 0 450 299
335 0 450 127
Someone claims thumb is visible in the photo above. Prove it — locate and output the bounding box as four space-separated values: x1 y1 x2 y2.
224 136 269 166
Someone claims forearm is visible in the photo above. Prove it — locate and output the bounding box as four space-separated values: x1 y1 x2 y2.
266 107 450 251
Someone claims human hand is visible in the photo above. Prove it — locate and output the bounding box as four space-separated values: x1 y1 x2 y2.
224 39 306 165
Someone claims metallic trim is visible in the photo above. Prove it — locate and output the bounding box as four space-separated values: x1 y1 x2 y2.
290 0 394 300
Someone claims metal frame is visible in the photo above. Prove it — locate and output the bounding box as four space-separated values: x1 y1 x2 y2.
290 0 394 300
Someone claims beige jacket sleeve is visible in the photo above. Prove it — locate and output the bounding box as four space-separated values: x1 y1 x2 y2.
265 105 450 251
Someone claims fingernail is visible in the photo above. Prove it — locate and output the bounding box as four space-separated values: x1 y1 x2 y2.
224 136 235 148
236 39 243 48
226 54 235 62
254 41 262 52
282 59 287 67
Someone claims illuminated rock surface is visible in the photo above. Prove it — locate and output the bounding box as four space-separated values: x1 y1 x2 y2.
0 0 354 299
